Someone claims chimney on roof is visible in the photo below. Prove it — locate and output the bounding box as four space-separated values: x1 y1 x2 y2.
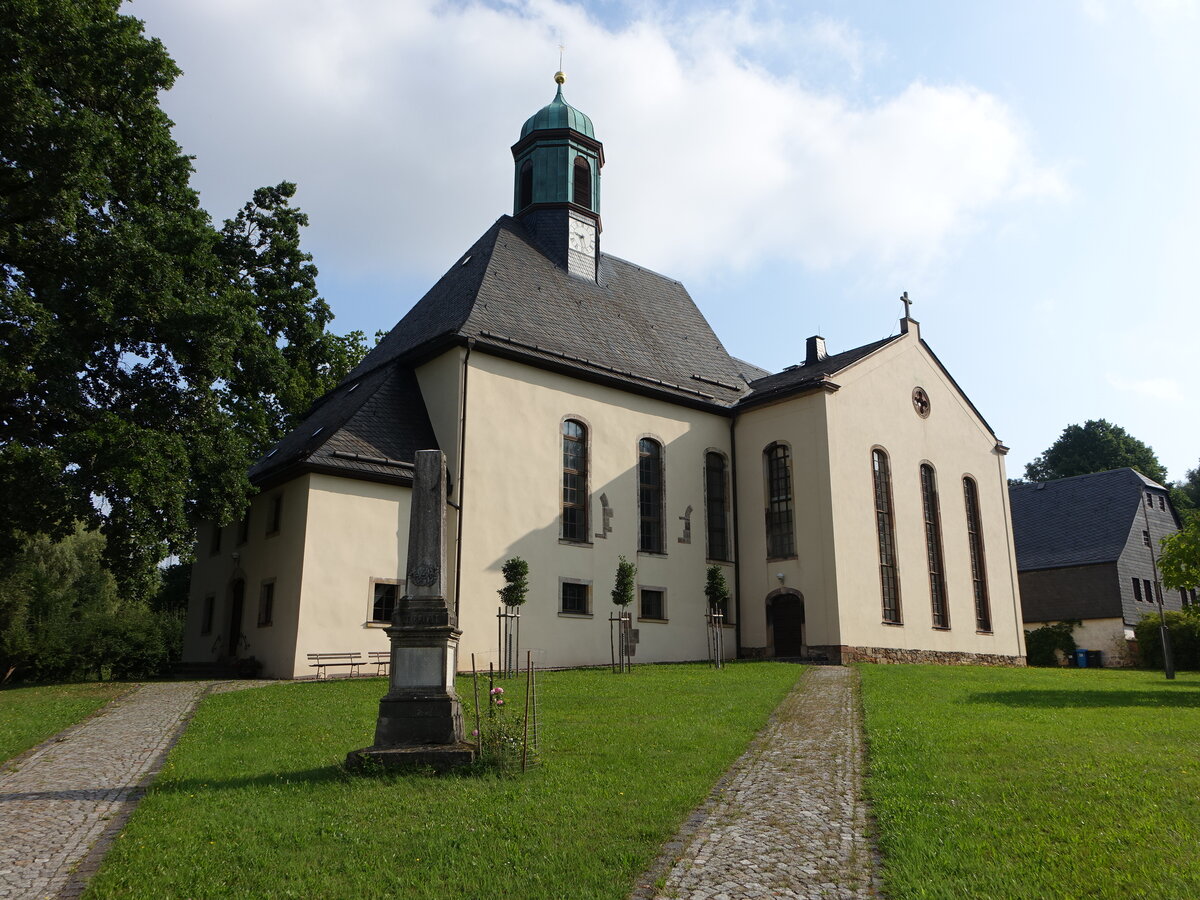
805 335 828 365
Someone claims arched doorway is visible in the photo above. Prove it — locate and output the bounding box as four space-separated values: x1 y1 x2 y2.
227 579 245 658
767 590 805 658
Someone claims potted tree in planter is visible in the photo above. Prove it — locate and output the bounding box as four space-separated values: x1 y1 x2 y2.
611 555 636 673
704 565 731 668
497 556 529 676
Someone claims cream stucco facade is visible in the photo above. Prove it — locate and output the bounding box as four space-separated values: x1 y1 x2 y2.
186 322 1026 678
734 322 1025 664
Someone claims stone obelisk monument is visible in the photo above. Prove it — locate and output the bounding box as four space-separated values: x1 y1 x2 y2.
347 450 475 770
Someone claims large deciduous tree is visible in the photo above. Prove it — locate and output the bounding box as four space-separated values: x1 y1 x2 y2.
0 1 363 597
216 182 368 451
1159 521 1200 594
1024 420 1168 485
1172 460 1200 523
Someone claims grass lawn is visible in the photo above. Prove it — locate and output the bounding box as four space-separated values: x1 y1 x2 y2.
860 665 1200 900
85 662 800 899
1 681 129 763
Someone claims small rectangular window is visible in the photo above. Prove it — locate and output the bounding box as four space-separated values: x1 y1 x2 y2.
561 580 590 615
1182 589 1190 606
200 595 215 635
1159 496 1166 510
1132 578 1142 601
1147 492 1154 508
1143 530 1151 547
257 581 275 626
369 580 402 624
639 587 666 622
1143 579 1154 605
1155 581 1162 602
267 495 283 536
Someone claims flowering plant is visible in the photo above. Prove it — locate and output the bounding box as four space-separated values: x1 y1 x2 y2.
477 681 528 772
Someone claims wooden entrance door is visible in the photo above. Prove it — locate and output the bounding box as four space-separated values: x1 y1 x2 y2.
772 594 805 657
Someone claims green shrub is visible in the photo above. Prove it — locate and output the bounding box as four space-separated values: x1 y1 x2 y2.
1024 621 1079 667
497 556 529 607
0 528 181 682
704 564 731 617
1134 608 1200 670
611 555 636 608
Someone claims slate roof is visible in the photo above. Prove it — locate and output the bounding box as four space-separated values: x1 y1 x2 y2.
345 214 760 405
249 367 437 488
1009 468 1166 571
737 337 899 408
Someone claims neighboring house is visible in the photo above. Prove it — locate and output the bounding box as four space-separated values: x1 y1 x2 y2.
184 75 1027 678
1010 468 1188 666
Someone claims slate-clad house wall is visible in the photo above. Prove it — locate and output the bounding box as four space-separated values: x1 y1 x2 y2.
184 75 1027 677
1010 468 1183 665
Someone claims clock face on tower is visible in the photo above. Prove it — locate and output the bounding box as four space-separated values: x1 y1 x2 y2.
567 217 596 256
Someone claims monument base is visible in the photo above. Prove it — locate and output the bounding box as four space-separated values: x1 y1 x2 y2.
346 742 477 773
374 694 465 746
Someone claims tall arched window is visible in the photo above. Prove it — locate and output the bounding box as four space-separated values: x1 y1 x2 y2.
572 156 591 208
705 451 730 561
562 419 588 542
920 464 950 628
963 477 991 632
518 160 533 210
872 450 902 624
638 438 664 553
764 443 795 559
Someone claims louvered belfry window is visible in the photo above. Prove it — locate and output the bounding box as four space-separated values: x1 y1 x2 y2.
638 438 664 553
562 419 588 542
518 160 533 209
920 464 950 628
873 450 902 624
764 443 795 559
963 477 991 632
572 156 591 208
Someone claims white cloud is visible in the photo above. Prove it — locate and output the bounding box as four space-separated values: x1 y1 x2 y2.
1106 374 1185 403
132 0 1062 284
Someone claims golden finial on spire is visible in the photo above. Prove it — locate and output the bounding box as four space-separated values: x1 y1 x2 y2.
555 44 566 84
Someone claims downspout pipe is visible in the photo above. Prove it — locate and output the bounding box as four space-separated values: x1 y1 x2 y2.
453 339 474 619
730 411 742 657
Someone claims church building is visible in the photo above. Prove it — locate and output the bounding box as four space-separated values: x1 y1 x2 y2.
184 74 1028 678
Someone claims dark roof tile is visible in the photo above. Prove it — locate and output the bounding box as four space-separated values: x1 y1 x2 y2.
1009 468 1165 570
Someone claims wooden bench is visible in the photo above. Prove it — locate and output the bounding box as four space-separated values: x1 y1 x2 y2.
368 650 390 676
307 652 364 679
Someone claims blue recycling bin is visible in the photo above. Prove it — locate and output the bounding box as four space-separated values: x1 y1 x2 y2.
1075 648 1089 668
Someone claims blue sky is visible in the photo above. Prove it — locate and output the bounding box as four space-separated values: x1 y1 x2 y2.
131 0 1199 483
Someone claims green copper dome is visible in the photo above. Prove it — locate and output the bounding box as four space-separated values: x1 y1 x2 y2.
520 84 595 139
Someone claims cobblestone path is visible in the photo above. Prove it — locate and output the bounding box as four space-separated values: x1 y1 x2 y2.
0 681 259 900
633 666 881 900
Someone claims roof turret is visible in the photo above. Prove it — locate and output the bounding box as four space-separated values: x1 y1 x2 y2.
519 72 595 138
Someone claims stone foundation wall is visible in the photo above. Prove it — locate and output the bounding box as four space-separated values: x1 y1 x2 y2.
839 645 1026 667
